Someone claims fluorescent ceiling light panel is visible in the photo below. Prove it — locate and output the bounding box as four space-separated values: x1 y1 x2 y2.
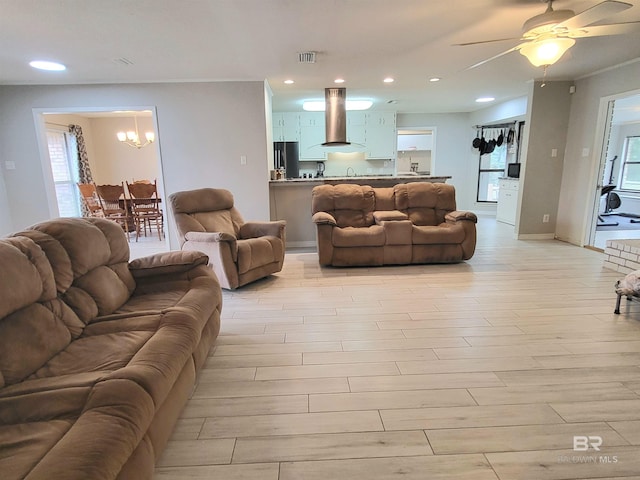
29 60 66 71
303 100 373 111
475 97 495 103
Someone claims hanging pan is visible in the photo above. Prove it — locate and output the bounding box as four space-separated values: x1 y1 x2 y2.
472 129 481 149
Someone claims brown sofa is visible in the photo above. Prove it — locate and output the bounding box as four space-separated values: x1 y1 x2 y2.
0 217 222 480
170 188 286 290
311 182 477 266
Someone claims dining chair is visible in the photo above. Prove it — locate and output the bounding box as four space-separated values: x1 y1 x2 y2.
125 180 164 241
95 183 130 239
76 183 104 217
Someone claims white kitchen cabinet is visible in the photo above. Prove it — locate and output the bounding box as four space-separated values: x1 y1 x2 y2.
366 111 395 126
274 110 396 159
272 112 299 141
496 178 519 225
397 133 433 151
299 124 327 160
347 111 366 126
298 112 324 127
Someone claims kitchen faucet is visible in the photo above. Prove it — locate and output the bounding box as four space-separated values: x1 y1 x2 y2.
346 167 355 177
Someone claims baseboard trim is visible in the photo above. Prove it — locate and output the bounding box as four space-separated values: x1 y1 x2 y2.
516 233 556 240
287 241 316 249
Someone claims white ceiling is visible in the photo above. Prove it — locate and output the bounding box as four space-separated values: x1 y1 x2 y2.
2 0 640 114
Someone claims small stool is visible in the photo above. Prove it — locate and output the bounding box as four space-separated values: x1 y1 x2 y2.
614 270 640 314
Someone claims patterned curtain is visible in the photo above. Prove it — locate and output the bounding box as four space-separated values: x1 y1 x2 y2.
69 124 94 216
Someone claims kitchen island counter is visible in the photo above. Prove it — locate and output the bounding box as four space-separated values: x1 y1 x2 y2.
269 175 452 247
270 175 450 188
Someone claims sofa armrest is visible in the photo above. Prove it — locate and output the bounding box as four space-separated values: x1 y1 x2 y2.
373 210 408 224
239 220 286 239
445 211 478 223
129 250 210 279
312 211 337 226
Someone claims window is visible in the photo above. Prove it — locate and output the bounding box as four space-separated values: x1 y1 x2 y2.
46 129 81 217
477 142 508 202
620 136 640 191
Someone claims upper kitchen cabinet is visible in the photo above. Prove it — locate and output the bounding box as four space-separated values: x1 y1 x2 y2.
365 112 397 159
273 112 300 141
298 112 324 127
366 111 396 126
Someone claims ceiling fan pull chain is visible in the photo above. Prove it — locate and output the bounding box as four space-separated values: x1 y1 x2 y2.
541 65 548 88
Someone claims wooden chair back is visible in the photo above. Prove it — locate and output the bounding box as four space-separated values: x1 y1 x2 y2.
77 183 104 217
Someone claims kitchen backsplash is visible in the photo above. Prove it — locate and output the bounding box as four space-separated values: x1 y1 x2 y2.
299 152 395 178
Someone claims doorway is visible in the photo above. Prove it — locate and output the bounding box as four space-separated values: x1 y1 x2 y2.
587 92 640 250
35 107 169 257
396 127 436 175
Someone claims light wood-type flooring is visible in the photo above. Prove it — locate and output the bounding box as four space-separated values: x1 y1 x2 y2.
154 217 640 480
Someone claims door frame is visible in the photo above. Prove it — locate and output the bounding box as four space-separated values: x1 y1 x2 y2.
584 88 640 247
32 105 168 243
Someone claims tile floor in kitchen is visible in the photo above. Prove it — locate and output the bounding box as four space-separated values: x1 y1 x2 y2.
153 217 640 480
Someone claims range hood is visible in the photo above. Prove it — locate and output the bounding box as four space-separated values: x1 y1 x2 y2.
322 87 350 147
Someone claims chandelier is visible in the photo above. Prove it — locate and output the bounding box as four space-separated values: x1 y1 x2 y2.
116 115 155 149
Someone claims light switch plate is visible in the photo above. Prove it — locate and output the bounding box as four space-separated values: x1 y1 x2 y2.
5 161 16 170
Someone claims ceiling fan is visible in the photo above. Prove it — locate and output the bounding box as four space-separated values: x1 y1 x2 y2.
458 0 640 69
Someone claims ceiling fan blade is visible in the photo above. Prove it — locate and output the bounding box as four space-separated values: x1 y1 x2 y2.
454 37 520 47
466 44 524 70
568 21 640 38
556 1 632 31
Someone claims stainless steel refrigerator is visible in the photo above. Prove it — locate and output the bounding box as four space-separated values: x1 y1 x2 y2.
274 141 299 179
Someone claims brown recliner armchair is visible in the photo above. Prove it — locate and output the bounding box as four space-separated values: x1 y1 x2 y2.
169 188 286 289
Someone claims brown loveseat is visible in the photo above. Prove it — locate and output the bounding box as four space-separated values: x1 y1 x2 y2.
0 217 222 480
170 188 286 290
312 182 477 266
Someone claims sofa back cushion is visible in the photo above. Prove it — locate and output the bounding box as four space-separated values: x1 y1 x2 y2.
0 237 72 386
170 188 244 242
394 183 457 226
18 218 136 324
312 184 375 228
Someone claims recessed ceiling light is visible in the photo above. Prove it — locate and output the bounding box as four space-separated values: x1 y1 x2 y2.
476 97 495 103
383 77 394 83
284 79 294 84
29 60 66 71
334 78 345 84
429 77 441 82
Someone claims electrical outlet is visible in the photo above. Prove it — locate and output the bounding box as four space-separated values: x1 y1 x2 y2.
543 214 550 223
5 161 16 170
240 155 247 165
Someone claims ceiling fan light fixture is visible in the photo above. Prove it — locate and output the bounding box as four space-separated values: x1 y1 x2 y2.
519 37 575 67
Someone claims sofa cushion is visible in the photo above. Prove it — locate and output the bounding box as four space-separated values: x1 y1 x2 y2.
0 420 74 479
20 218 136 323
237 236 282 274
0 238 75 387
0 238 56 319
332 225 385 247
312 184 375 228
412 224 466 244
394 182 457 226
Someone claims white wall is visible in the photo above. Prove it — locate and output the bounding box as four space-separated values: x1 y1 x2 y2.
557 61 640 245
0 166 12 236
0 81 270 248
518 80 573 236
396 113 477 211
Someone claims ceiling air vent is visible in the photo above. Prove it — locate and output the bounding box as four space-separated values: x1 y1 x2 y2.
298 51 316 64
